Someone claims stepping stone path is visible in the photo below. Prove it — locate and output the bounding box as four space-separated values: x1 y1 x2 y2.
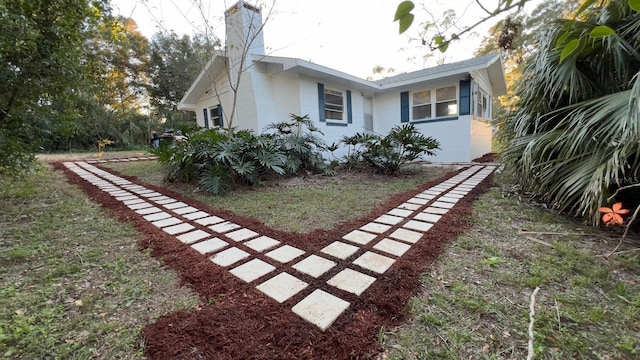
63 160 495 332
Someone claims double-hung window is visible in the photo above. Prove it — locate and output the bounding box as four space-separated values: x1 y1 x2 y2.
410 86 458 121
412 90 432 120
209 105 223 127
318 83 352 124
475 87 491 118
435 86 458 117
324 88 344 120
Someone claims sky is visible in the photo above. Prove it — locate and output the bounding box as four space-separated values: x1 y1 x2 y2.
110 0 540 79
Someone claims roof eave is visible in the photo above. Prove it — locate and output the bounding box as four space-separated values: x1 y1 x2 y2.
178 50 227 110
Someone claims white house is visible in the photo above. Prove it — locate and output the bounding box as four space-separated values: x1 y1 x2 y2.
178 1 507 163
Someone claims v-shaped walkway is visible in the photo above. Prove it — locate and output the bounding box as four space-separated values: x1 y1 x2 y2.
63 160 495 331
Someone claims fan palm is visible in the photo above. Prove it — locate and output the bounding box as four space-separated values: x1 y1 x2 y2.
500 0 640 225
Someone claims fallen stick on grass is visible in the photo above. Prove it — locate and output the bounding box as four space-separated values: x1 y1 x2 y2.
528 287 541 360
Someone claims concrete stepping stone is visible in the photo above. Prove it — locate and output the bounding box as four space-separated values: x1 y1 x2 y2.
123 198 146 206
226 228 259 242
292 255 336 278
415 193 436 200
148 195 171 201
127 202 154 210
172 206 199 215
135 206 163 215
256 272 308 303
153 198 177 205
327 268 376 296
230 259 276 283
403 220 433 232
163 223 195 235
163 201 188 210
209 221 241 233
423 190 441 196
437 196 460 204
342 230 377 245
152 217 182 228
388 208 414 217
389 228 423 244
143 212 172 222
423 206 449 215
431 201 455 209
398 203 421 211
292 289 350 331
266 245 305 263
373 238 411 257
191 238 228 254
320 241 359 260
353 251 395 274
134 189 155 195
244 236 281 252
195 216 224 226
406 197 429 205
183 211 210 220
413 212 442 223
116 195 139 201
177 229 211 244
210 247 250 267
359 222 391 234
375 214 404 225
444 193 464 199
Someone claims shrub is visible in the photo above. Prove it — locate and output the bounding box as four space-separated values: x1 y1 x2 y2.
157 114 336 195
341 124 440 175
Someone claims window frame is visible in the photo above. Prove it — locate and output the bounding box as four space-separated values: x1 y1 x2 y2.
324 88 344 121
208 105 223 127
410 85 459 122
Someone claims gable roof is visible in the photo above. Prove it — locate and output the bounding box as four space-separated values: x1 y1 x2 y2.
376 54 507 94
178 53 506 110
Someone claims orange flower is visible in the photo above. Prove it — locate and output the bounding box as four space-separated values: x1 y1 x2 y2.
599 202 630 226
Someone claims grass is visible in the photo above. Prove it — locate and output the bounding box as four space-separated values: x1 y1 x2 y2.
381 170 640 359
105 161 453 233
0 165 199 359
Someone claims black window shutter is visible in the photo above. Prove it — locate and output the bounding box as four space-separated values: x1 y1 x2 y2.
400 91 409 123
318 83 326 122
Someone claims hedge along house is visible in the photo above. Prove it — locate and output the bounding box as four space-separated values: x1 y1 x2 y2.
178 1 507 162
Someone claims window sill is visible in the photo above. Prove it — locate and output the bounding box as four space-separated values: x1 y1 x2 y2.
325 121 348 127
411 116 459 124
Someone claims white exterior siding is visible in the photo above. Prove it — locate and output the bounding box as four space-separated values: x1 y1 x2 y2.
470 118 492 160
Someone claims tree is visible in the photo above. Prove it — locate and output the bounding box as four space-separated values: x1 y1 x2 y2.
0 0 109 174
499 0 640 225
148 32 217 130
394 0 531 52
474 0 582 130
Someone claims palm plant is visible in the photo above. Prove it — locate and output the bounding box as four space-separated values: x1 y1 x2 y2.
500 0 640 225
341 124 440 175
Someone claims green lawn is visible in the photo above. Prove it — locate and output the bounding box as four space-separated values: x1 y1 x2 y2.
0 164 199 359
105 161 453 233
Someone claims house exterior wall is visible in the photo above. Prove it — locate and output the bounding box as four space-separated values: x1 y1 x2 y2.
298 76 369 159
470 118 492 160
252 64 303 131
373 76 478 163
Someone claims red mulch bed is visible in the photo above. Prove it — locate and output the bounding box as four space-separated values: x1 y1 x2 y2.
472 152 499 163
54 161 493 359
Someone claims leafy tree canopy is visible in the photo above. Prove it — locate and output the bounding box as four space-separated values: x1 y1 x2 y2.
0 0 110 174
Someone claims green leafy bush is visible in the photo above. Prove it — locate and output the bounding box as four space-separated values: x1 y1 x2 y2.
157 114 335 195
341 124 440 175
